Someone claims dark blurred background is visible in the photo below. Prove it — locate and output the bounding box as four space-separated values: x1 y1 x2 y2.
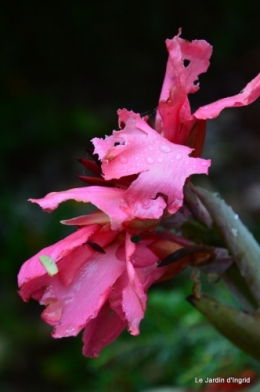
2 1 260 391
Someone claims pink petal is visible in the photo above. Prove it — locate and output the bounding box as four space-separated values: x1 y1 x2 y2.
158 33 212 101
108 236 142 332
155 32 212 142
108 236 145 335
82 301 127 358
29 186 130 230
110 235 164 336
121 234 146 335
131 241 166 290
58 224 120 285
93 109 210 218
194 73 260 120
61 210 110 226
18 225 99 300
40 241 125 337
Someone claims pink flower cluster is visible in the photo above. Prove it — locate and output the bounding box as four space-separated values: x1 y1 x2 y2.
18 31 260 357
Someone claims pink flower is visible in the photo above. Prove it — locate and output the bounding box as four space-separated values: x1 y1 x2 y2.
18 217 167 357
19 30 260 359
155 30 260 145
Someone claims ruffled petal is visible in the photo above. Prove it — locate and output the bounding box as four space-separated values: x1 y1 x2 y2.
194 73 260 120
93 109 210 218
155 32 212 142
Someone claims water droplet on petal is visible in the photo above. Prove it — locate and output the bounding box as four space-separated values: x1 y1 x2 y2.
160 144 171 153
119 155 128 163
146 157 154 164
175 153 183 160
201 160 209 167
157 157 164 163
65 328 76 335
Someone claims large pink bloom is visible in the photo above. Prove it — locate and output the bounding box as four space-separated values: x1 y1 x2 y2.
155 30 260 144
18 221 167 357
19 31 260 359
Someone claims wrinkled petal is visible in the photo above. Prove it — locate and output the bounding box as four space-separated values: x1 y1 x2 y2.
18 225 99 300
194 73 260 120
155 32 212 142
158 33 212 101
82 301 127 358
29 186 130 230
40 242 125 337
93 109 210 218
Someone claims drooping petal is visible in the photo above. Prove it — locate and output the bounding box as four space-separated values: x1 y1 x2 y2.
119 234 146 335
194 73 260 120
93 109 210 218
18 225 99 300
29 186 130 230
82 301 127 358
110 236 166 336
40 241 125 337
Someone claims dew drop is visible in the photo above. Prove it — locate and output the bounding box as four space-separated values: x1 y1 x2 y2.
201 160 209 167
157 157 164 163
146 157 154 164
119 155 128 163
175 153 183 160
160 144 171 153
234 214 239 220
66 328 75 335
231 228 238 237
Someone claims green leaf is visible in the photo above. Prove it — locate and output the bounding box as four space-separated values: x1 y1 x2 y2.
223 264 258 312
39 255 58 276
194 186 260 307
187 294 260 362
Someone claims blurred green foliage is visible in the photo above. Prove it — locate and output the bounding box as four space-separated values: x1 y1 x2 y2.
2 0 260 391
